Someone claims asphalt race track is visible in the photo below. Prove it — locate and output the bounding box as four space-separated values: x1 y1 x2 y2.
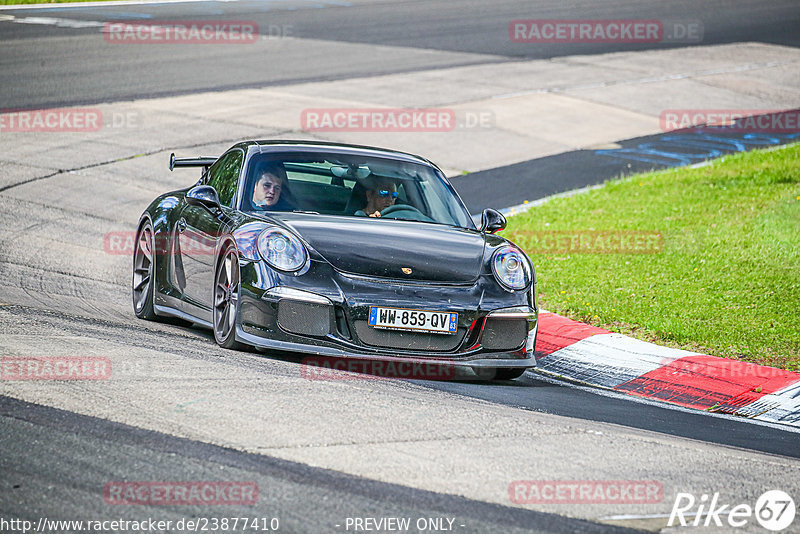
1 396 629 534
456 124 800 214
1 0 799 108
1 1 800 533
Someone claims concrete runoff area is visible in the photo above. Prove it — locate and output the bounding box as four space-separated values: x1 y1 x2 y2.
1 42 798 180
1 41 800 531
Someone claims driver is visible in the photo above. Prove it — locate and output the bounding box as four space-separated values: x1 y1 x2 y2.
355 178 398 217
252 163 295 211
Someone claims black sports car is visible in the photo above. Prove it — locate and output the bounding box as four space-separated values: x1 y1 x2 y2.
133 141 538 380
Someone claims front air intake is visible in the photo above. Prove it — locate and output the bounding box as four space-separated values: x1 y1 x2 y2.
480 318 527 351
277 300 332 337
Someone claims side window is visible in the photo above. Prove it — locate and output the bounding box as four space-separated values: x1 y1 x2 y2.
206 150 243 207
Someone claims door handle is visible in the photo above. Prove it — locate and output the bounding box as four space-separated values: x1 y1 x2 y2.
177 218 187 233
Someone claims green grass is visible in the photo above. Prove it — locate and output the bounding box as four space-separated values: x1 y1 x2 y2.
505 143 800 371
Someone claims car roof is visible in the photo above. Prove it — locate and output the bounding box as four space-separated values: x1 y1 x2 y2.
249 140 437 168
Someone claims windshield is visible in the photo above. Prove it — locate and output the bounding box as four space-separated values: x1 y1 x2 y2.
241 151 475 229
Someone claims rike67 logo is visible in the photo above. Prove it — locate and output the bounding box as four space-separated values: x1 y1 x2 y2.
669 490 796 531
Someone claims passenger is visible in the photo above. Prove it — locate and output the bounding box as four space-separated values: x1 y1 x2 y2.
252 163 294 211
354 178 398 217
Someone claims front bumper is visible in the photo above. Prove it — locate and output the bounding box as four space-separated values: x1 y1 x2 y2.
235 326 536 369
236 259 538 371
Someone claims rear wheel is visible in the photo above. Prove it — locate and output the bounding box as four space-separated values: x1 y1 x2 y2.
132 220 157 320
213 243 246 350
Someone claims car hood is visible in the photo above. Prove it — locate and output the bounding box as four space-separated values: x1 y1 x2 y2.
276 215 485 283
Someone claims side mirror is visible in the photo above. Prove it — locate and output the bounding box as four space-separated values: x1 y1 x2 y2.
186 185 221 211
481 208 506 234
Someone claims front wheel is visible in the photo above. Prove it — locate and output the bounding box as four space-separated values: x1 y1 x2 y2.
474 367 527 381
494 368 527 380
213 243 246 350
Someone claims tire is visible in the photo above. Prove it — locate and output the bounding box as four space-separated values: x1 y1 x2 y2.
494 368 527 380
132 220 158 320
474 367 527 381
213 242 246 350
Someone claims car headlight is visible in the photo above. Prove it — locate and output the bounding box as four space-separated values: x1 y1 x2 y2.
257 228 308 272
491 245 531 290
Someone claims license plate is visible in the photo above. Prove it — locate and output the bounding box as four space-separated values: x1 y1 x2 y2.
368 306 458 334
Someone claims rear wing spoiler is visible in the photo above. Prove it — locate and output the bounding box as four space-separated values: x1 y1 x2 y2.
169 152 217 172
